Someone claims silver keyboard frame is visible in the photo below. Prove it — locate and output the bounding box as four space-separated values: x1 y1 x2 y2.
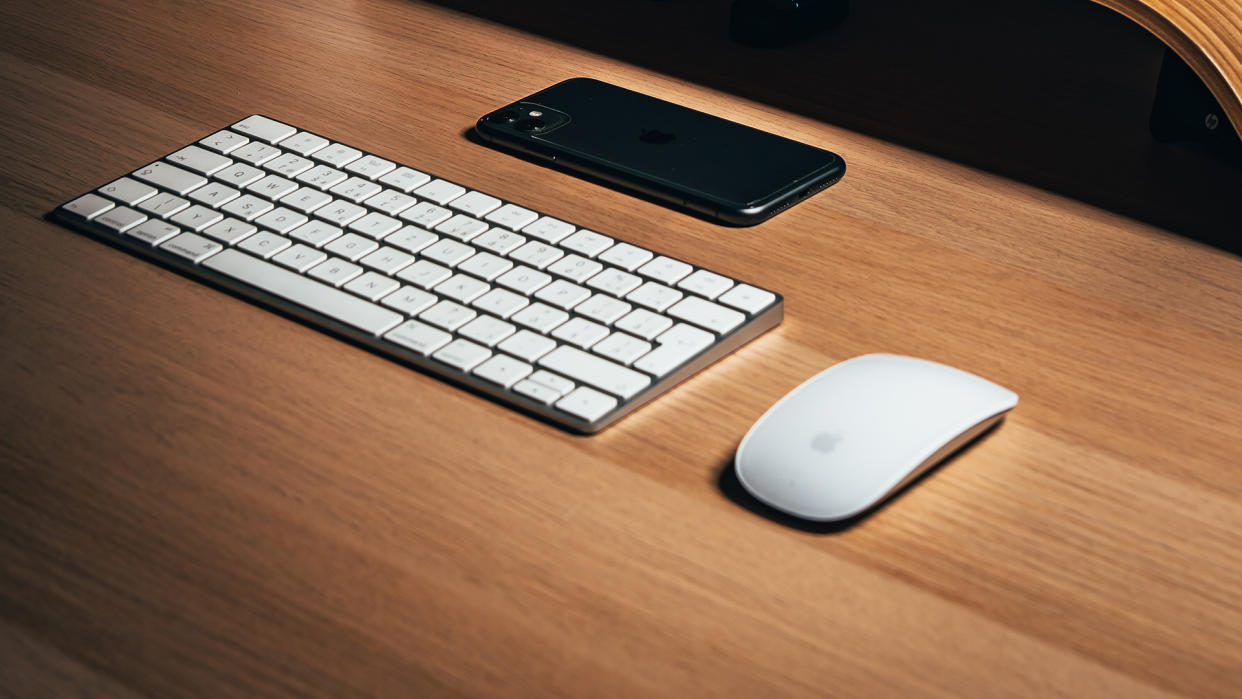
48 117 784 433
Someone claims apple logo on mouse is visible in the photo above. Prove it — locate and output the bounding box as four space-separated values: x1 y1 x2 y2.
639 127 676 144
810 430 843 454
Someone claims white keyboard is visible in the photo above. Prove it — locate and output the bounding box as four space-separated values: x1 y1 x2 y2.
51 115 783 432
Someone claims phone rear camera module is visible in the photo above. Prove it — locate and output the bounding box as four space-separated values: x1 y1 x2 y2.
515 118 546 132
487 109 520 124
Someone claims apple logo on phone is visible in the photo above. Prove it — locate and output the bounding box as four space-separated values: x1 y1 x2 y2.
639 128 676 145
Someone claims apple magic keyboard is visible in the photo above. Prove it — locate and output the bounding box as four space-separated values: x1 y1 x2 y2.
49 115 783 432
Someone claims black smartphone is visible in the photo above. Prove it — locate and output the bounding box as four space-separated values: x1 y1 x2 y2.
475 78 845 226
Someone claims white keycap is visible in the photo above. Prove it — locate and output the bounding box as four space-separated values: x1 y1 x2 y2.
133 161 207 195
307 257 364 287
348 212 402 239
667 296 745 334
160 232 223 263
626 281 683 312
435 214 489 241
513 379 562 404
167 145 232 175
230 141 281 166
202 218 257 245
358 246 415 275
560 229 613 257
95 206 147 233
278 131 329 156
509 241 563 270
247 174 299 200
458 315 516 347
280 187 332 214
330 176 382 203
420 300 476 331
324 233 379 261
520 216 575 244
364 189 417 216
511 302 568 333
344 271 401 301
598 242 653 271
313 143 363 167
385 320 451 355
237 231 291 259
614 308 673 341
632 323 715 376
398 201 453 229
472 228 526 255
420 239 475 267
205 249 401 335
677 269 734 300
98 177 157 205
574 294 631 325
534 280 590 310
717 283 777 314
63 193 114 219
413 179 467 205
472 354 532 389
271 244 327 272
450 190 501 217
221 193 273 221
265 152 314 177
384 226 438 254
433 339 491 371
315 200 367 226
296 164 349 189
586 268 642 297
139 193 191 218
471 288 528 318
539 346 650 399
254 207 308 234
551 317 609 349
188 181 241 207
378 166 431 192
199 129 248 154
485 203 538 231
380 286 437 316
288 220 342 247
456 251 512 281
125 219 181 246
215 163 266 187
232 115 297 144
433 273 490 303
171 204 223 232
546 254 602 283
636 256 693 285
555 386 618 422
396 259 452 289
345 154 396 179
592 332 651 365
498 330 557 362
495 266 552 295
527 371 575 396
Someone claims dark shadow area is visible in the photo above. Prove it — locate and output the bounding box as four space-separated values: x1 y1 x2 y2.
425 0 1242 254
716 420 1005 532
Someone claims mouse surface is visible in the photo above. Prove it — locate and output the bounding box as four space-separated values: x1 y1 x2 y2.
735 354 1018 522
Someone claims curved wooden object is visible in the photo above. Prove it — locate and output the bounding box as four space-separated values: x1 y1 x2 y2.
1092 0 1242 139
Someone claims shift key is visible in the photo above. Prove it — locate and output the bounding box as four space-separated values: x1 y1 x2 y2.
537 345 650 400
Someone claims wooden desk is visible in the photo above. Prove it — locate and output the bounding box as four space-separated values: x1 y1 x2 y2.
2 0 1240 696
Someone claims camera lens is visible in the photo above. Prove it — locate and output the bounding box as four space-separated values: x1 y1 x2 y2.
515 118 546 132
487 109 520 123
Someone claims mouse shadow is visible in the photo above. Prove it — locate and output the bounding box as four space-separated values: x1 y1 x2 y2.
716 420 1006 534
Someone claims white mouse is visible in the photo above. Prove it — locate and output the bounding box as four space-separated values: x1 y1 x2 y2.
735 354 1018 522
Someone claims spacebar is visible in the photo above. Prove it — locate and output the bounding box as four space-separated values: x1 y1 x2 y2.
203 249 402 335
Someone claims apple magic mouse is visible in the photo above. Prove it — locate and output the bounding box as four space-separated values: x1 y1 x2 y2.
735 354 1018 522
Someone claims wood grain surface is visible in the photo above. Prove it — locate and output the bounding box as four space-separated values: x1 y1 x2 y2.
2 0 1241 697
1093 0 1242 138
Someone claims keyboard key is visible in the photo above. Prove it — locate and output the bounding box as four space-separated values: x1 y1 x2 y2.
160 232 223 263
398 201 453 229
527 371 575 396
472 227 526 255
614 308 672 341
278 131 329 156
313 143 363 167
230 141 281 166
591 332 651 365
413 178 466 205
214 163 267 188
586 268 642 297
458 315 516 347
433 273 490 304
167 145 232 175
666 296 745 334
99 177 157 206
498 330 556 362
456 251 512 281
247 174 299 200
626 281 683 312
485 203 538 230
221 193 273 221
330 176 382 203
511 302 568 333
550 317 609 349
717 283 777 314
348 212 402 239
139 192 191 218
265 152 315 177
632 323 715 376
637 256 692 285
513 379 562 404
280 187 332 214
324 232 379 261
171 204 223 232
574 294 631 325
345 154 396 179
232 115 297 144
420 300 476 331
520 216 575 243
125 219 181 246
396 259 452 289
495 266 552 295
296 164 349 189
420 239 475 267
202 218 257 245
380 286 438 316
384 226 438 254
435 214 489 241
63 193 114 219
271 243 327 272
534 279 590 310
509 241 563 269
378 166 431 192
364 189 417 216
133 161 207 195
598 242 653 271
678 269 733 300
288 220 342 247
385 320 451 355
433 338 491 371
189 181 241 207
471 287 528 318
555 386 617 422
450 190 501 217
546 254 602 283
95 206 147 233
344 271 401 301
472 354 532 389
560 229 613 257
307 257 364 287
237 231 291 259
199 129 249 154
358 246 415 275
315 200 368 226
253 207 308 234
